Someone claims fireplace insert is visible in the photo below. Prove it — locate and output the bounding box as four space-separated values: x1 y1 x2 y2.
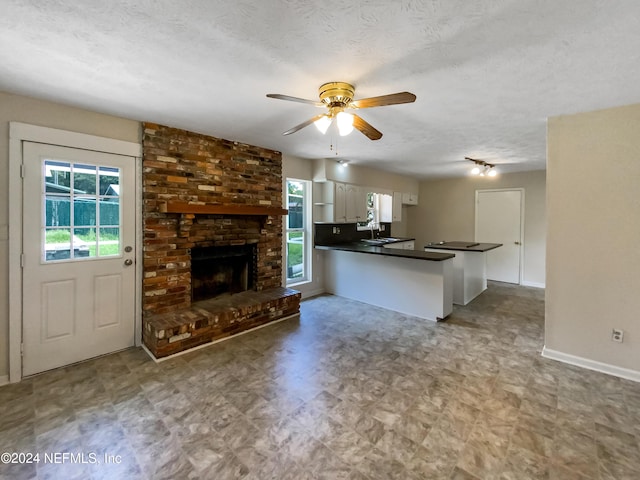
190 244 257 302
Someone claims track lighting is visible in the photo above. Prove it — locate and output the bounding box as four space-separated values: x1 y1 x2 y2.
465 157 498 177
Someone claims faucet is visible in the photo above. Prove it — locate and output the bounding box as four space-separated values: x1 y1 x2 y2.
370 222 377 239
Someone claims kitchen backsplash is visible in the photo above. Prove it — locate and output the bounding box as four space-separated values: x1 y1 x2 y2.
314 222 392 245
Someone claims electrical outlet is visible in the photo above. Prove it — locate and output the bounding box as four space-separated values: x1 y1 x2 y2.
612 328 624 343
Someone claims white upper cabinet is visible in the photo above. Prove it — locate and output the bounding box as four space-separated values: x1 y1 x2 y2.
334 182 347 223
314 179 393 224
379 193 393 222
346 184 367 223
392 192 402 222
402 192 419 205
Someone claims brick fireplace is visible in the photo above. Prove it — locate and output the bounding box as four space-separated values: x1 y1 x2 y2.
141 123 300 358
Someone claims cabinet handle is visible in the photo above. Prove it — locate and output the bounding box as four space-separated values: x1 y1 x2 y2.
514 241 521 245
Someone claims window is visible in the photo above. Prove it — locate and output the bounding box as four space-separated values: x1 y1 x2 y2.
357 192 381 230
43 160 121 262
286 179 311 284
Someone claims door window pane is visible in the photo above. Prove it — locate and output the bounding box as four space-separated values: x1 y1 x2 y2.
45 161 71 189
44 229 72 261
74 197 97 226
99 197 120 226
99 166 120 196
73 228 97 258
73 164 96 195
42 159 122 262
99 227 120 256
45 196 71 227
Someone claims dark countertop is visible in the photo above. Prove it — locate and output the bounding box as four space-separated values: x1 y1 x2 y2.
424 241 502 252
315 242 455 262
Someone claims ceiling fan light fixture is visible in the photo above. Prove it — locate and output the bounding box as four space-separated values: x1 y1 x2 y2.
267 82 415 140
487 167 497 177
471 166 481 175
314 115 332 134
336 111 354 136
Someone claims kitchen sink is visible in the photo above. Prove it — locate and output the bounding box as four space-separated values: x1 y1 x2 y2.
360 239 387 246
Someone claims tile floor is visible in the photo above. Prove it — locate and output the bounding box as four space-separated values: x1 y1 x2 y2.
1 282 639 479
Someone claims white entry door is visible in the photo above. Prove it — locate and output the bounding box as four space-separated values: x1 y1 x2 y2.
22 142 136 376
475 189 523 284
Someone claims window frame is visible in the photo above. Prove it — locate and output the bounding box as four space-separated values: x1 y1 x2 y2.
285 178 312 285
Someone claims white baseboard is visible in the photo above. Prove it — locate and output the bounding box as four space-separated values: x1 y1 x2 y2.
300 288 325 300
542 346 640 383
0 374 9 387
521 281 545 288
143 312 301 363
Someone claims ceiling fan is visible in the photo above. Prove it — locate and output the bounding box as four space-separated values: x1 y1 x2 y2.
266 82 416 140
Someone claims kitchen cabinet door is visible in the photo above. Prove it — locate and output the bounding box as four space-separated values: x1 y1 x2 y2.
334 182 347 223
345 184 358 222
402 192 419 205
392 192 402 222
346 185 367 222
379 193 393 222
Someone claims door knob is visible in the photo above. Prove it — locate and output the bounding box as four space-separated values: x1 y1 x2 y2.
124 259 133 266
514 241 521 245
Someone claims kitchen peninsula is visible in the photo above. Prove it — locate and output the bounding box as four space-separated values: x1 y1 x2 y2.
424 241 502 305
316 231 455 321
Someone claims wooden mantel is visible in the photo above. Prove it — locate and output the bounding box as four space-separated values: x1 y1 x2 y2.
159 201 288 216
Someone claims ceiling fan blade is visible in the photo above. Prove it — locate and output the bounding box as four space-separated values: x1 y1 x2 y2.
282 114 327 136
350 92 416 109
352 114 383 140
266 93 324 107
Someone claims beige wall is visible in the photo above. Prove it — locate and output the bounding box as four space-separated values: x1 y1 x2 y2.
546 104 640 373
406 171 547 287
0 91 140 380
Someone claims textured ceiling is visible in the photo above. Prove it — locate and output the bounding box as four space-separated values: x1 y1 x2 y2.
2 1 640 178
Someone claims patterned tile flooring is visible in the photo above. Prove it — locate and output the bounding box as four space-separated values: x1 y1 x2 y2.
1 282 639 479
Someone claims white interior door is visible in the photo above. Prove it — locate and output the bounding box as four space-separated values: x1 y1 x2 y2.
22 142 136 376
475 189 523 284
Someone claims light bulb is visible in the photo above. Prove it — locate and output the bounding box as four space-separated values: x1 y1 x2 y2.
488 168 497 177
336 112 354 136
471 167 480 175
314 115 331 134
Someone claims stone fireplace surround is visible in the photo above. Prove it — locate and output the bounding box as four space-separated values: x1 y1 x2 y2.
141 123 300 358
